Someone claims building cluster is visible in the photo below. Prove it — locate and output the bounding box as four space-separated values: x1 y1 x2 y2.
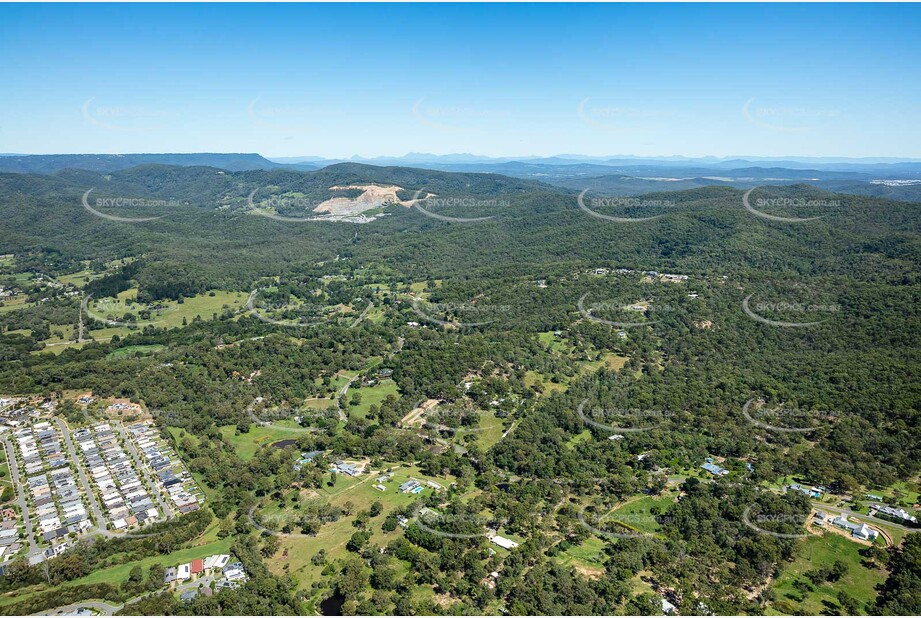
331 460 363 477
163 553 248 599
76 423 161 530
124 421 203 514
0 508 22 564
869 504 919 526
14 422 92 560
0 397 39 429
786 483 825 499
489 534 519 550
398 479 425 494
293 450 324 472
814 511 880 541
701 458 729 476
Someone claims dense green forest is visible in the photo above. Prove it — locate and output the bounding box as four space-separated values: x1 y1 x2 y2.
0 163 918 615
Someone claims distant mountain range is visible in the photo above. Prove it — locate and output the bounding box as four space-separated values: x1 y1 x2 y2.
270 152 921 173
2 152 920 202
0 153 318 174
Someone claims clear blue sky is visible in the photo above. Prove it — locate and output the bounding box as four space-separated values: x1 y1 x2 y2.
1 2 919 158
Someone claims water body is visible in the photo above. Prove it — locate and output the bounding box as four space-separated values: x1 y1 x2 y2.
319 593 345 616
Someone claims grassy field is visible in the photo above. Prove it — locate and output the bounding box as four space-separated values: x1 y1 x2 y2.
57 269 101 288
523 370 568 395
470 409 506 451
0 295 32 314
106 344 167 359
218 425 305 461
873 479 921 508
0 517 229 608
537 330 567 353
579 352 629 374
345 379 399 420
769 531 887 615
607 492 677 535
262 463 457 589
33 289 247 354
89 289 248 330
556 536 607 578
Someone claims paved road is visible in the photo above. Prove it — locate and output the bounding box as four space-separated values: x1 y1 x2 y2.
350 302 373 328
55 418 156 540
335 375 359 422
34 575 217 615
2 436 37 555
812 501 919 533
113 421 173 518
34 599 125 616
54 418 109 535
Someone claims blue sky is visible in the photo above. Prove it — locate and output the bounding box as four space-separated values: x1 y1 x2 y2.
1 2 919 158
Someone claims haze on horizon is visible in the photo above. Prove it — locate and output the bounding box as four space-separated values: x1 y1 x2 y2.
1 3 920 159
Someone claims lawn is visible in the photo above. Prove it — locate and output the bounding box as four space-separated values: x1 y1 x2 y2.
769 531 887 615
556 537 607 578
262 463 457 589
88 289 248 330
579 352 629 374
608 492 677 535
345 379 399 420
106 344 167 359
219 425 305 461
469 409 506 451
0 521 230 607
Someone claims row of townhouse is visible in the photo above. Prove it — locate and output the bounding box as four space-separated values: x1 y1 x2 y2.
14 423 91 547
74 423 160 530
125 421 202 514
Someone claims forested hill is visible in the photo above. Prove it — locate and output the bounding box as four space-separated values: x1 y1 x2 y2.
0 152 317 174
1 164 919 288
1 162 919 616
